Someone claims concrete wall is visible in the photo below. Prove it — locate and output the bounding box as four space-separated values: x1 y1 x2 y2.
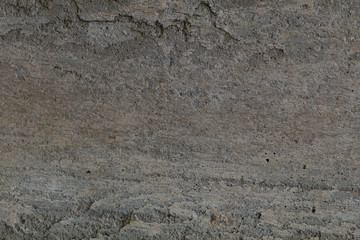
0 0 359 239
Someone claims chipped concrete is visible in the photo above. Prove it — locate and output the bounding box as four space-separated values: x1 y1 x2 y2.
0 0 359 239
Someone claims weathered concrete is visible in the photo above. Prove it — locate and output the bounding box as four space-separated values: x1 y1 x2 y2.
0 0 359 239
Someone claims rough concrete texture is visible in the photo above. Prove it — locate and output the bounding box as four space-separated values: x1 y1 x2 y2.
0 0 359 239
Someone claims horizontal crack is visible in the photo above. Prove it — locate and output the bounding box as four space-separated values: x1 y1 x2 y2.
70 0 240 43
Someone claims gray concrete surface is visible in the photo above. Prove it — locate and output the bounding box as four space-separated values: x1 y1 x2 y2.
0 0 359 239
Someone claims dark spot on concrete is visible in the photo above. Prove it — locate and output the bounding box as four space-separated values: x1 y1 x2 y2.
303 165 306 169
266 159 269 162
312 207 316 213
86 170 91 173
301 4 309 9
255 212 261 219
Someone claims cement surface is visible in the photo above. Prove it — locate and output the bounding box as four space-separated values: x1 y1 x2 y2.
0 0 359 239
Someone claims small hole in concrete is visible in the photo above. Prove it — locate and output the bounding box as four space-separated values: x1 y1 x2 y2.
266 159 269 162
303 165 306 169
86 170 91 173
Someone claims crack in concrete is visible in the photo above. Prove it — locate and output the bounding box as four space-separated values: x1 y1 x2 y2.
70 0 240 43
